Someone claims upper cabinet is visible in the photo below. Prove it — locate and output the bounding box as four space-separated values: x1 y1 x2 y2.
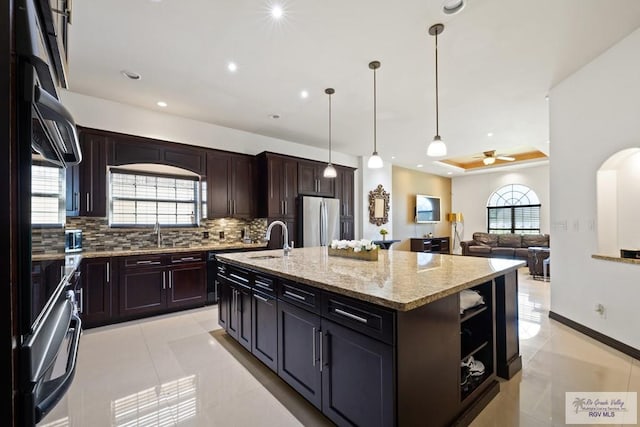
335 166 355 218
298 160 334 197
66 129 109 217
206 151 255 219
111 134 206 175
257 153 298 219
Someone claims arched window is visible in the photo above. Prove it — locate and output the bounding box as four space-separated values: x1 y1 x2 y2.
487 184 540 234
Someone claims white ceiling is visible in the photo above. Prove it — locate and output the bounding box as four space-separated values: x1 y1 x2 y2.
66 0 640 176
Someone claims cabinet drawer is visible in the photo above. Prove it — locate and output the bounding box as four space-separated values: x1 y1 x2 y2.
254 273 276 295
217 263 251 288
278 280 321 314
170 252 204 264
124 255 164 268
322 293 395 345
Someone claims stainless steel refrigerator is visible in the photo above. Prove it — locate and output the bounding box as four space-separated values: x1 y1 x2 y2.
299 196 341 247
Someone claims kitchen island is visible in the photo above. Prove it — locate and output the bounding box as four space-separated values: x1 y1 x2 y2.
215 247 524 427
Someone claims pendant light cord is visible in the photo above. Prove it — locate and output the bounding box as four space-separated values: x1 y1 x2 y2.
373 66 377 152
328 92 332 163
434 29 439 136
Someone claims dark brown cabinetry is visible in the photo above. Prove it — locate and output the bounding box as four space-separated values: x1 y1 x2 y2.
111 133 206 175
217 262 252 351
258 153 298 219
206 151 255 218
252 274 278 372
67 130 109 217
79 257 114 328
410 237 450 254
298 160 334 197
119 252 206 321
335 166 355 241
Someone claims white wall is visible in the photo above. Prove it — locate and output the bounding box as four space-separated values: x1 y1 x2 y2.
451 164 550 242
359 157 393 241
550 27 640 349
616 152 640 249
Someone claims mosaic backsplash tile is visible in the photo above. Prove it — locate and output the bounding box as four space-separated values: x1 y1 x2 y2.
32 217 268 254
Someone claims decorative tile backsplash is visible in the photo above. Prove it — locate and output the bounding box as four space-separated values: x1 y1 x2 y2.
32 217 268 254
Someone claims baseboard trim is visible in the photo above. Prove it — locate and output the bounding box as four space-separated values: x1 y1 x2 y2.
548 311 640 361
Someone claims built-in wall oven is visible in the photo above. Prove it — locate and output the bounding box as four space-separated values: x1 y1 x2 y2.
16 0 82 424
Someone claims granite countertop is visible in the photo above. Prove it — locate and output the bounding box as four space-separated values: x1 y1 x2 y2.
592 254 640 265
217 247 525 311
32 242 268 261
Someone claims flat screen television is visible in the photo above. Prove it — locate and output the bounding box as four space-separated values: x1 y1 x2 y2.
415 194 441 223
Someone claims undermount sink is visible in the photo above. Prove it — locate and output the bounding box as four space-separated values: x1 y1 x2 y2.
247 255 282 260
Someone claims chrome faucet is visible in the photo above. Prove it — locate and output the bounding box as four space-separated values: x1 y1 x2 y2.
153 220 162 247
265 220 292 256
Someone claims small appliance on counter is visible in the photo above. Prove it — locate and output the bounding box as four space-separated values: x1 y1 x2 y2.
620 249 640 259
65 229 83 253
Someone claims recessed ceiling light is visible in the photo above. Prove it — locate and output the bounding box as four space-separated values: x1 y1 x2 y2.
391 156 396 159
487 132 493 137
269 114 281 119
157 101 167 107
417 164 423 168
442 0 465 15
227 62 238 72
545 95 550 101
447 172 453 175
271 5 284 19
547 140 550 144
300 90 309 99
121 70 141 80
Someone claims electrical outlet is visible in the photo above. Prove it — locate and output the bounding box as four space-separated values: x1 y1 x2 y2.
595 303 606 318
203 231 209 239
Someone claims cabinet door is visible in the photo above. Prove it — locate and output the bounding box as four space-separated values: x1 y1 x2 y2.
230 155 254 218
337 167 354 218
80 257 114 328
218 281 231 331
207 152 231 218
281 158 298 218
65 163 79 216
119 268 166 318
316 166 335 197
340 219 354 241
277 300 322 409
168 262 206 309
78 132 108 217
251 290 278 372
321 319 394 427
297 161 318 195
236 284 252 351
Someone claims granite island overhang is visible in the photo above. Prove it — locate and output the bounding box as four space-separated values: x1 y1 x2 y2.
215 247 525 427
216 247 524 311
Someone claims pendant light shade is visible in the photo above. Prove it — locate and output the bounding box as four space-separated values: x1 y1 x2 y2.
427 23 447 157
367 61 383 169
323 88 338 178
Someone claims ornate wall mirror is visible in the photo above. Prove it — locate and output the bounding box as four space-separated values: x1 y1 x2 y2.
369 184 390 226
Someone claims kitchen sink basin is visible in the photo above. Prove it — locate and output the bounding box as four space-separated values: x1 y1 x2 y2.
247 255 281 260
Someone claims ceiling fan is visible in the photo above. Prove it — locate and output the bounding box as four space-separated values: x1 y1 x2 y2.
475 150 516 165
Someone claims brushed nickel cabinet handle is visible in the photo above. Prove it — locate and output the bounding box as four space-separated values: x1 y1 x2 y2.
284 290 306 302
312 327 316 366
253 293 269 303
334 308 368 324
319 330 324 372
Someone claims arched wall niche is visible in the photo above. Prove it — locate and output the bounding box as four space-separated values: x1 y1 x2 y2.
596 148 640 255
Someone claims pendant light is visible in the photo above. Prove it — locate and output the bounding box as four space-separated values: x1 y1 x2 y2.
427 23 447 157
367 61 384 169
323 88 337 178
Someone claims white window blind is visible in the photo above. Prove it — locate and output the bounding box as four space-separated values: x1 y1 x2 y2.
32 164 64 225
487 184 541 234
110 171 201 226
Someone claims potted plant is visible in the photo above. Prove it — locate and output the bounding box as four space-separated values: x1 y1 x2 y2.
379 228 388 241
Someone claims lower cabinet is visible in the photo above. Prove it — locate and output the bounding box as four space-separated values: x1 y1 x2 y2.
118 253 206 321
251 289 278 371
321 319 394 427
277 300 322 409
79 257 115 328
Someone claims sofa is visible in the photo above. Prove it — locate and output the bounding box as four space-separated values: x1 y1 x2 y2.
460 232 549 264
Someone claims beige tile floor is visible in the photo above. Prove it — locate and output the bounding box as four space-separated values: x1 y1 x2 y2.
40 269 639 426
